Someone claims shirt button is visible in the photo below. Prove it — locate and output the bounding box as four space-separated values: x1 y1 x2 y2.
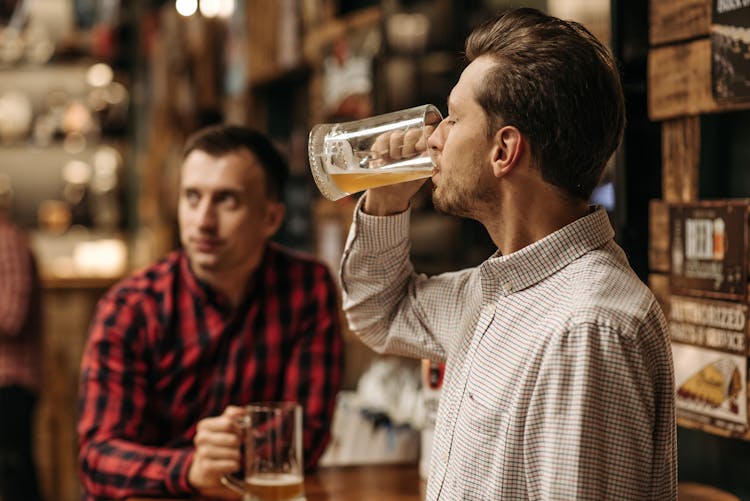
502 282 513 294
441 452 448 463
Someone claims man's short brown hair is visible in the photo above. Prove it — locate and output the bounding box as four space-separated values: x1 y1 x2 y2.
465 7 625 200
184 125 289 202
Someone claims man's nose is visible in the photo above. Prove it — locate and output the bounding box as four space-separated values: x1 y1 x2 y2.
196 200 217 228
427 121 444 151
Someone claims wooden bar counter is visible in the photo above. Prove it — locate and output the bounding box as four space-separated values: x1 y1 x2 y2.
127 464 425 501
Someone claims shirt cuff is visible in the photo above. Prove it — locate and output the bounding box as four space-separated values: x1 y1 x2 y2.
351 195 411 251
165 448 195 495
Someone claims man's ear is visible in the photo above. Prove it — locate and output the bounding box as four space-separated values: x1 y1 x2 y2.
263 202 286 238
490 125 524 178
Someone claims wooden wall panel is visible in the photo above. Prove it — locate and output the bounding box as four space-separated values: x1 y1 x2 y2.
247 0 282 84
649 0 711 46
648 273 670 317
662 117 700 202
649 38 750 120
35 285 109 501
648 0 750 450
649 199 670 273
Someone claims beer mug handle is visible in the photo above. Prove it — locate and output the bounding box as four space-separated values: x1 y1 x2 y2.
220 415 250 495
220 473 246 495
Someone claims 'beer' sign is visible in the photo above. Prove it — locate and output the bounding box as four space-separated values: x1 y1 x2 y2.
669 201 749 301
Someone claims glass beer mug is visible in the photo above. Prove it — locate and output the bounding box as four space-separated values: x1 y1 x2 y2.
221 402 305 501
308 104 442 200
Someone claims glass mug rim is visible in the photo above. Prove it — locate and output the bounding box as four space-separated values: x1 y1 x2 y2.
243 401 300 412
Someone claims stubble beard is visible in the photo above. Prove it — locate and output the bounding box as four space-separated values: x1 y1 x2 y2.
432 176 494 220
432 149 495 218
432 185 472 218
190 252 221 276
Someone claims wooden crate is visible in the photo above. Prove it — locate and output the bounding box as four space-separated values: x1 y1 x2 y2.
648 39 750 120
648 0 750 445
648 0 750 120
650 0 711 46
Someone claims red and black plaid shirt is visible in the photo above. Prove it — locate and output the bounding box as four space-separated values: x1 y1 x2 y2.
77 242 343 500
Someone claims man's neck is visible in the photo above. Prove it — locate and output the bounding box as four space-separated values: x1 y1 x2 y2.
210 271 253 307
481 183 589 256
193 255 263 308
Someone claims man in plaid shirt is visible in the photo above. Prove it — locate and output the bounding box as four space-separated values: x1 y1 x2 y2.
0 176 43 501
341 8 677 500
78 126 343 500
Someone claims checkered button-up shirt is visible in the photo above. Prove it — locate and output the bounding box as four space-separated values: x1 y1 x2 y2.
340 201 677 500
0 216 41 391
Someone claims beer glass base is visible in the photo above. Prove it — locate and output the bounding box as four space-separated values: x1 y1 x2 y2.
308 123 349 201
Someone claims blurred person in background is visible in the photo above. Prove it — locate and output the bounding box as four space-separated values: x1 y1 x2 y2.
0 174 44 501
78 125 343 500
340 8 676 500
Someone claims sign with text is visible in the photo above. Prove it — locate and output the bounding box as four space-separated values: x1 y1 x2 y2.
712 1 750 101
671 295 750 438
669 201 749 301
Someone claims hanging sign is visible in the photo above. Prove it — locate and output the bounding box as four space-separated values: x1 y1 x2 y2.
671 294 750 438
712 1 750 101
669 201 749 301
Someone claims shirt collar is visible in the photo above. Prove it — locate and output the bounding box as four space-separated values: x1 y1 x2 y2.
479 206 614 300
180 245 272 312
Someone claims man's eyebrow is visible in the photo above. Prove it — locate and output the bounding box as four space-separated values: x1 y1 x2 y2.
212 188 243 197
179 186 243 199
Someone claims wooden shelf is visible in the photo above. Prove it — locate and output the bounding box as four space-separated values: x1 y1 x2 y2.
303 6 382 64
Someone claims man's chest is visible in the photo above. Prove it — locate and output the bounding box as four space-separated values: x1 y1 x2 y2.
427 304 562 498
144 311 297 427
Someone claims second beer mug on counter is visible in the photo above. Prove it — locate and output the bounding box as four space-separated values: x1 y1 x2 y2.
308 104 443 200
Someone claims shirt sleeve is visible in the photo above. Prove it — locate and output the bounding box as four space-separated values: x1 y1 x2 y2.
523 320 673 500
282 262 343 470
77 291 195 499
339 198 475 361
0 227 32 338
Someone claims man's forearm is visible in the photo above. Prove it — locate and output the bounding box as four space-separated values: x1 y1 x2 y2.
79 439 194 499
340 204 413 351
